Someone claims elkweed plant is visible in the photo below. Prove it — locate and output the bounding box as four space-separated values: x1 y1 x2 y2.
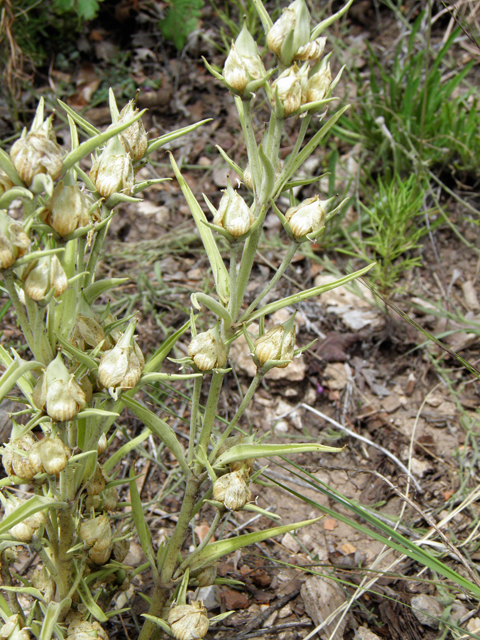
0 0 371 639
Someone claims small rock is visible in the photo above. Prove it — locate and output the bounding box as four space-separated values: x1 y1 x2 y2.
221 587 249 610
356 627 382 640
467 617 480 634
281 533 300 554
450 600 468 623
461 280 480 311
436 401 456 417
301 576 347 640
425 393 443 407
197 585 220 610
274 420 289 434
382 394 401 414
263 611 278 627
323 363 348 390
409 457 432 478
411 594 443 629
279 602 293 619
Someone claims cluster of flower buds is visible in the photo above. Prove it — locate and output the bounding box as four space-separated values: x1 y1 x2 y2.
70 313 110 352
85 466 118 512
98 321 145 391
285 195 326 240
2 432 42 480
254 315 296 370
0 211 29 270
271 59 332 118
33 354 86 422
37 436 71 475
0 615 30 640
111 98 149 162
79 515 113 565
213 183 254 240
42 178 89 237
168 602 209 640
65 612 108 640
5 494 46 542
23 255 68 302
213 469 252 511
187 325 227 372
10 114 63 187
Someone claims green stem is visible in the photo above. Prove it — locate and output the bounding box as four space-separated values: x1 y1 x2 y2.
2 272 34 347
176 509 222 574
187 376 202 464
138 586 170 640
239 241 298 323
56 506 75 600
240 99 261 201
85 210 110 287
273 115 311 198
228 244 240 323
235 227 263 315
210 370 264 461
195 372 224 466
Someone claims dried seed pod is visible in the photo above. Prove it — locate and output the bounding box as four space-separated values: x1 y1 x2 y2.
66 617 108 640
168 602 209 640
0 615 22 639
37 437 71 475
31 565 55 603
0 211 29 270
187 326 227 372
213 471 251 511
44 180 89 237
89 539 113 565
90 136 134 199
102 486 118 511
86 466 107 496
112 537 130 563
44 355 86 422
10 114 63 186
5 495 46 541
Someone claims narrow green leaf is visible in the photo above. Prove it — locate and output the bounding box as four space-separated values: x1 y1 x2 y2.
40 598 72 640
0 496 66 536
147 119 212 155
1 586 43 600
121 396 190 477
251 0 272 32
103 429 150 473
0 358 43 403
190 518 321 571
77 580 107 622
168 152 230 304
0 149 23 186
54 333 98 370
57 101 100 137
141 614 172 634
215 443 343 467
129 467 158 577
240 263 374 323
0 187 33 208
83 278 129 306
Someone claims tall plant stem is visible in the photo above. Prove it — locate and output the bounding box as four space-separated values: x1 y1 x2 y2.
236 227 262 313
195 372 224 465
187 376 202 464
239 241 298 322
176 509 221 574
85 211 110 287
210 370 264 460
228 244 240 323
138 586 170 640
240 99 261 200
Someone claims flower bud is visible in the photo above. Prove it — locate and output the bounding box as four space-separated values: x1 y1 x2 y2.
89 136 134 199
98 322 144 390
38 436 71 475
110 99 148 162
267 0 310 66
80 515 113 564
66 618 108 640
271 66 302 117
187 326 227 372
5 495 46 541
2 432 42 479
0 615 22 639
213 185 254 239
305 62 332 104
285 195 326 239
168 602 209 640
112 536 130 562
97 433 108 455
43 354 86 422
254 318 296 368
44 180 89 237
295 36 326 62
0 211 30 270
86 466 107 496
10 114 63 187
31 565 55 603
223 23 265 95
0 170 14 196
213 471 251 511
23 255 68 301
71 314 109 351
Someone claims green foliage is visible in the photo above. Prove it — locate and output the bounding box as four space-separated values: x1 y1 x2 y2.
52 0 104 21
344 175 436 295
159 0 204 50
334 18 480 176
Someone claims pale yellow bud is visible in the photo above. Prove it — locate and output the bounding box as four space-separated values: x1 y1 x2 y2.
267 0 311 66
90 136 134 199
213 471 251 510
98 342 144 389
285 195 326 238
213 188 254 239
267 8 296 58
45 354 86 422
271 66 302 117
305 63 332 103
5 495 45 541
97 433 108 455
38 436 71 475
45 181 89 237
254 321 296 368
294 36 326 61
10 115 63 186
86 466 107 496
168 603 209 640
0 212 29 270
113 99 148 161
80 514 111 547
2 432 42 479
23 255 68 301
187 327 227 371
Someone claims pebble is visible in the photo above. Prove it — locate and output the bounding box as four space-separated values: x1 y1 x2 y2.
411 594 443 628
